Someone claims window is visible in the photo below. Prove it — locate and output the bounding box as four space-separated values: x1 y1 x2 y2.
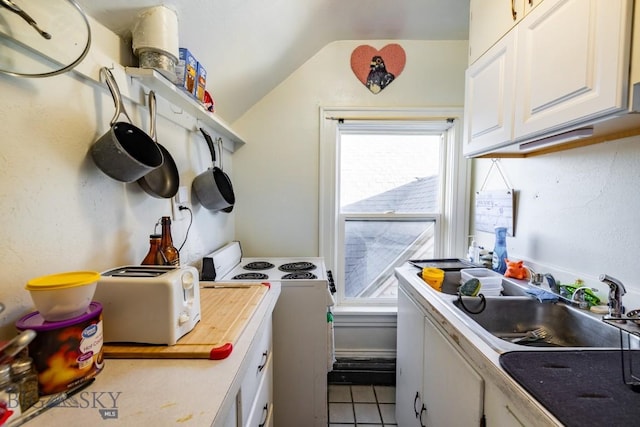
320 108 469 309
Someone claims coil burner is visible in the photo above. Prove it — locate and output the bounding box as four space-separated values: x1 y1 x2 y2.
282 272 318 280
232 272 269 280
243 261 275 271
279 262 317 272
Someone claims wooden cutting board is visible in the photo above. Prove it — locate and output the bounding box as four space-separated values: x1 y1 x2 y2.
103 283 270 360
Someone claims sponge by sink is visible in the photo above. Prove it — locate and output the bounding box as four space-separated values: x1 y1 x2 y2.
459 278 481 296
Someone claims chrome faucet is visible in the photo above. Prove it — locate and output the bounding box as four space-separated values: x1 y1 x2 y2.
599 274 626 319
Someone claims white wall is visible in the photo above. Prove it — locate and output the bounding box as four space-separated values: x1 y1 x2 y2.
472 137 640 309
232 40 469 358
0 19 233 337
232 40 469 258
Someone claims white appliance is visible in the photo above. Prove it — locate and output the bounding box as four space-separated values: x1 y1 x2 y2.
200 241 335 427
94 265 200 345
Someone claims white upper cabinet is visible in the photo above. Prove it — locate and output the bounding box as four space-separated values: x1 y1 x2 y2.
513 0 630 138
463 0 636 157
468 0 544 64
463 30 518 155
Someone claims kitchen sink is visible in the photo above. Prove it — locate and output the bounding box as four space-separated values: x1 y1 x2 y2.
451 297 624 348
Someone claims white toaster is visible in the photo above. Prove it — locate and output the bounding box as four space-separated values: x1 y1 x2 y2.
94 265 201 345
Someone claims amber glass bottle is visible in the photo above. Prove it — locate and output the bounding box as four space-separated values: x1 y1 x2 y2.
141 234 162 265
159 216 180 266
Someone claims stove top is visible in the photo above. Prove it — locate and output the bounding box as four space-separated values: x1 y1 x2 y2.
222 257 325 281
201 241 326 282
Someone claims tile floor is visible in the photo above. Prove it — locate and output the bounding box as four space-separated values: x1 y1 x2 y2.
328 384 397 426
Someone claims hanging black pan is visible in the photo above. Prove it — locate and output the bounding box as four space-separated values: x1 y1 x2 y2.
192 128 235 212
137 91 180 198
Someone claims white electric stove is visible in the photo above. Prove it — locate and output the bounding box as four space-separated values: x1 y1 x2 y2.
200 241 335 426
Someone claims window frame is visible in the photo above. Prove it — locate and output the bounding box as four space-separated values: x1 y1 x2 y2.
319 107 470 311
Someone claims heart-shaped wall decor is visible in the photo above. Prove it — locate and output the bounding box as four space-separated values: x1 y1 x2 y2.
350 44 406 94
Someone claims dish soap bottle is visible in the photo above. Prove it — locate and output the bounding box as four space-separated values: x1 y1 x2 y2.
492 226 508 274
467 236 480 264
159 216 180 266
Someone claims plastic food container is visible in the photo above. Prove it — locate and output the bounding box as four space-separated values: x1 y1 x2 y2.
421 268 445 291
15 302 104 395
460 268 503 296
25 271 99 321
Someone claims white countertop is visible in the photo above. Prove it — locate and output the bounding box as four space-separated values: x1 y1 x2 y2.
23 282 280 427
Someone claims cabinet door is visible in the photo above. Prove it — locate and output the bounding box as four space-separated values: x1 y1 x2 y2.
469 0 524 64
396 289 426 427
422 315 484 427
484 381 530 427
513 0 632 139
463 30 518 157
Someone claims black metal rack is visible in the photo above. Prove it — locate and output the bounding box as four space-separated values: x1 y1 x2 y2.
603 315 640 389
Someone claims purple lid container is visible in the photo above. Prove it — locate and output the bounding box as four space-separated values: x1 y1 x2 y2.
16 302 102 331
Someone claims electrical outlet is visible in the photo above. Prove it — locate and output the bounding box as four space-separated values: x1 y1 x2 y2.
172 186 190 221
171 198 183 221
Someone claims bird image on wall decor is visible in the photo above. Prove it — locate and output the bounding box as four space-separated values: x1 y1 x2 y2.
350 44 406 94
366 55 394 94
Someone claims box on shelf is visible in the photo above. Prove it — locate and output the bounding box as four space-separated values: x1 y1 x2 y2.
176 48 197 96
460 268 503 296
196 62 207 102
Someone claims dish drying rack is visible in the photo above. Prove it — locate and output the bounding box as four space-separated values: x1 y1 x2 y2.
603 315 640 391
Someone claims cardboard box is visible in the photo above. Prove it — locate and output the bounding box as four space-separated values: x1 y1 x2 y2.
176 48 197 96
196 62 207 102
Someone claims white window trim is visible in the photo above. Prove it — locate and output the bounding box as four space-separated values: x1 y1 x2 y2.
319 107 470 311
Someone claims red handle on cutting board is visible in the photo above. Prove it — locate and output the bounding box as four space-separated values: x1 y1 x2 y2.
210 343 233 360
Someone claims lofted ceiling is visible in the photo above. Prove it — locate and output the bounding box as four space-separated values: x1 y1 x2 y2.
75 0 470 123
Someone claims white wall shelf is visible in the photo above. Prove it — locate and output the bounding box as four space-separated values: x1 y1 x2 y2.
125 67 246 149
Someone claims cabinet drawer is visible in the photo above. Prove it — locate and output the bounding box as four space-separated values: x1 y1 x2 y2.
239 318 272 424
245 356 273 427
